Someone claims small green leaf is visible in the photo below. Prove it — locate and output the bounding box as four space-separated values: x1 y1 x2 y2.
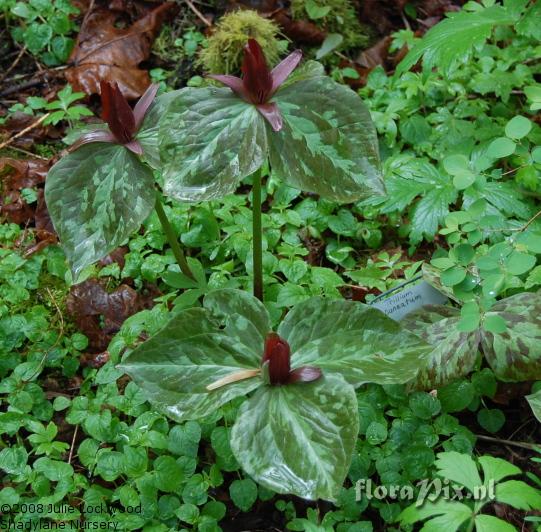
487 137 516 159
475 515 516 532
316 33 343 59
477 408 505 433
441 266 467 287
505 116 532 140
229 479 258 512
496 480 541 510
506 251 536 276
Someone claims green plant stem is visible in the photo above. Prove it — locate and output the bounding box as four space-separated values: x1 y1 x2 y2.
154 193 194 280
252 172 263 301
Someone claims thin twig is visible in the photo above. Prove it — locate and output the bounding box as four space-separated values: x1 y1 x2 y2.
185 0 212 27
0 45 26 85
2 145 50 161
475 434 539 451
0 113 50 150
68 425 79 464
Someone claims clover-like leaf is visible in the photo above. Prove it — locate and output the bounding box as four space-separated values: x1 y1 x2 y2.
45 143 155 281
278 297 432 387
230 373 358 501
402 305 480 389
118 306 263 422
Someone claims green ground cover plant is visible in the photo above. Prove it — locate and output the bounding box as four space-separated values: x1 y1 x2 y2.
1 0 541 530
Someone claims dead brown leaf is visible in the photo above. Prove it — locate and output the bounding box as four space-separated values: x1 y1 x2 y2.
65 2 174 99
66 279 158 352
0 157 49 224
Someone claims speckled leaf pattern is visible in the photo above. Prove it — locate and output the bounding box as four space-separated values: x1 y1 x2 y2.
481 291 541 381
526 388 541 423
270 66 384 202
230 374 358 501
402 305 480 389
278 297 432 387
158 61 383 203
45 143 155 281
137 89 181 170
159 87 268 201
118 307 262 422
203 289 271 354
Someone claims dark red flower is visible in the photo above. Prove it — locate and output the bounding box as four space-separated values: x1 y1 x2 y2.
262 333 322 386
209 39 302 132
71 81 159 155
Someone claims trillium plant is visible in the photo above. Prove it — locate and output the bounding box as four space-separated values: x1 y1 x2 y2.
158 38 384 299
119 289 431 500
45 81 195 281
45 38 431 500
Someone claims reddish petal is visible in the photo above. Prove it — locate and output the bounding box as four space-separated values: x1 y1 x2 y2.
99 81 135 144
124 140 143 156
271 49 302 94
242 38 273 104
208 74 249 101
133 83 159 130
262 332 291 385
256 103 283 132
70 129 116 152
288 366 322 384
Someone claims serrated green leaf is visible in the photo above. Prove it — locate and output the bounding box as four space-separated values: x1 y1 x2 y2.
45 144 155 280
399 500 472 531
396 5 515 76
478 456 520 485
230 374 359 501
475 515 516 532
435 451 482 493
496 480 541 510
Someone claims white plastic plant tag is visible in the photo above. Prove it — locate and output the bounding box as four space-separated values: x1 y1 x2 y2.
370 280 448 321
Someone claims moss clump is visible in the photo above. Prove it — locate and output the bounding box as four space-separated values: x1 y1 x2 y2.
290 0 369 51
198 10 283 75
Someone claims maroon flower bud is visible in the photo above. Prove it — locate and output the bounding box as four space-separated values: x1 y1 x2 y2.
262 332 322 386
263 332 291 385
208 39 302 132
70 81 159 155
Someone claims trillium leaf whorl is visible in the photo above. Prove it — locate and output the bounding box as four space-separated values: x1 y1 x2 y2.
118 289 431 500
159 40 384 203
44 82 160 280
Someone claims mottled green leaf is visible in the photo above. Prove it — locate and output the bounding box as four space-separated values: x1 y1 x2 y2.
137 89 181 170
402 305 480 389
230 374 358 501
118 306 262 422
203 288 271 354
526 388 541 422
159 62 383 203
270 64 384 202
481 291 541 381
45 143 155 280
278 297 432 386
159 87 267 201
